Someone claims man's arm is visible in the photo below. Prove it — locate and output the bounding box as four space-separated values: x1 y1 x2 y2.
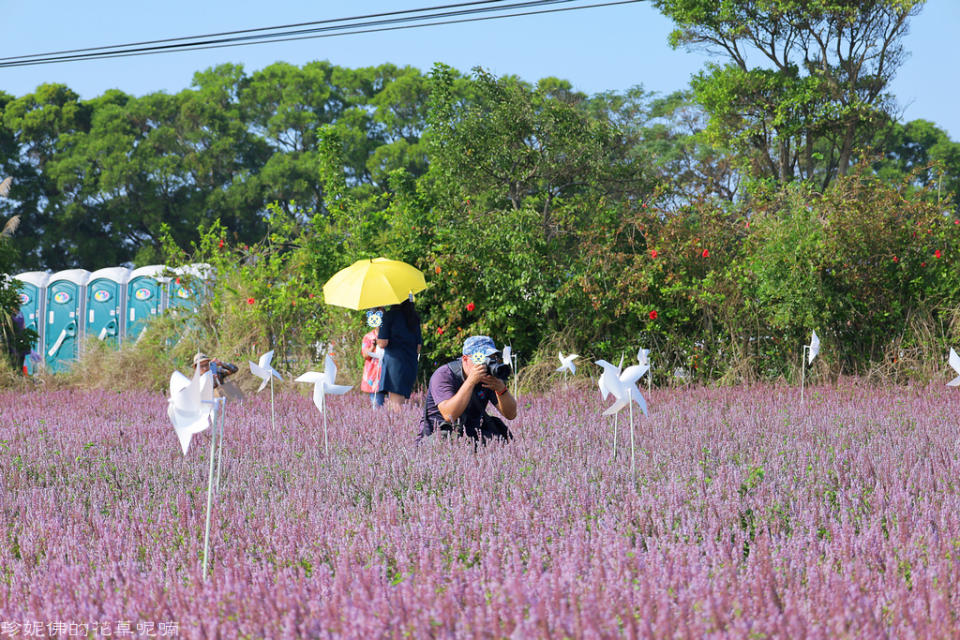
437 365 486 423
482 375 517 420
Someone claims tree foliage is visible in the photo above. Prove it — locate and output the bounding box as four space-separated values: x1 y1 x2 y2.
1 36 960 384
654 0 925 187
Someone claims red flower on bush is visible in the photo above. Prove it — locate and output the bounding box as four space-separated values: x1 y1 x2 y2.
246 297 255 305
935 249 942 259
435 266 442 274
892 256 898 263
436 327 445 335
650 250 658 259
308 293 315 299
955 219 959 225
218 239 224 249
466 302 475 312
649 310 658 320
701 249 710 258
921 262 927 267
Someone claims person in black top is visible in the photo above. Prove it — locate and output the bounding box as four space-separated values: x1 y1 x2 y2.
376 298 423 410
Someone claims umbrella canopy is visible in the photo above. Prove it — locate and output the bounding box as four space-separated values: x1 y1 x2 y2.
322 258 426 310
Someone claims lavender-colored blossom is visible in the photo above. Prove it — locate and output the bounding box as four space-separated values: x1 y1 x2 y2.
1 384 959 638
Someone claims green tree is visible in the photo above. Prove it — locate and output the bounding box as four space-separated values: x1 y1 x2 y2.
654 0 925 187
873 118 960 207
2 84 91 270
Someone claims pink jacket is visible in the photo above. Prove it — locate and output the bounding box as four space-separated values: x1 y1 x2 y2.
360 330 382 393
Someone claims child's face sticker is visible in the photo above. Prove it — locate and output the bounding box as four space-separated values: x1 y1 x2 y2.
366 310 383 328
470 352 488 366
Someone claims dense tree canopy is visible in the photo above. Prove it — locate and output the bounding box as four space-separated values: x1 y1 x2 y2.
2 0 960 382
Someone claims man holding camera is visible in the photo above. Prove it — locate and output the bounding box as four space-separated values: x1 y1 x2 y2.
418 335 517 443
192 352 239 389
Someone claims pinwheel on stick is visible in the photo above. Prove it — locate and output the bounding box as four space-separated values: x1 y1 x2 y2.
296 355 352 456
249 350 283 432
801 330 820 403
946 348 960 387
596 356 649 475
556 351 578 384
166 366 219 579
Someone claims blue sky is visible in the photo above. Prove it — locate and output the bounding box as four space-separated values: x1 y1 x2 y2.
0 0 956 137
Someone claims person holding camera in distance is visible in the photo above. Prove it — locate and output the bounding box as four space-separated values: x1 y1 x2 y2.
418 335 517 444
192 351 239 389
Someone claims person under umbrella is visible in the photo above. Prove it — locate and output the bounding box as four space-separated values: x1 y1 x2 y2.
361 308 386 408
376 297 422 411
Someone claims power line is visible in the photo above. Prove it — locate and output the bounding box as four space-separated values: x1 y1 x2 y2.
0 0 642 69
0 0 510 63
0 0 580 66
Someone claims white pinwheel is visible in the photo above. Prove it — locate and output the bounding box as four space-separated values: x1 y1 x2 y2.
596 357 650 475
167 367 215 456
637 348 650 368
595 359 649 417
637 347 653 390
801 330 821 403
296 355 352 455
948 348 960 387
503 345 521 398
249 349 282 392
166 365 219 580
556 351 579 377
249 350 283 432
807 330 821 365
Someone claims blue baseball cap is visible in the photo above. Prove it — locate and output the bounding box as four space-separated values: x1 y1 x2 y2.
462 335 499 358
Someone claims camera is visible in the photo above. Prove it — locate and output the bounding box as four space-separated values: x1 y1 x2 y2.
484 354 512 381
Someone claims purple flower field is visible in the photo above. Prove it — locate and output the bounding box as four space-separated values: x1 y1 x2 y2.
2 384 959 638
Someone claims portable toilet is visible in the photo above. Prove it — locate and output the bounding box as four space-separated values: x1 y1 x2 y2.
167 263 211 313
126 265 167 343
44 269 90 373
12 271 49 374
86 267 130 348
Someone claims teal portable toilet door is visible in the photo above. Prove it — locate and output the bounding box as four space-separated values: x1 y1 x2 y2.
87 267 130 348
44 269 90 373
168 263 211 313
13 271 49 374
126 265 166 343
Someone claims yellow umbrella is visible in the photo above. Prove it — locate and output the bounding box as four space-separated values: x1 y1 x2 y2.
322 258 427 310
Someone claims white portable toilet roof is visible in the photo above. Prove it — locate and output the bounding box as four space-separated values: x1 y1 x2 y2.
173 262 212 279
14 271 51 288
48 269 91 286
129 264 169 282
88 266 132 284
